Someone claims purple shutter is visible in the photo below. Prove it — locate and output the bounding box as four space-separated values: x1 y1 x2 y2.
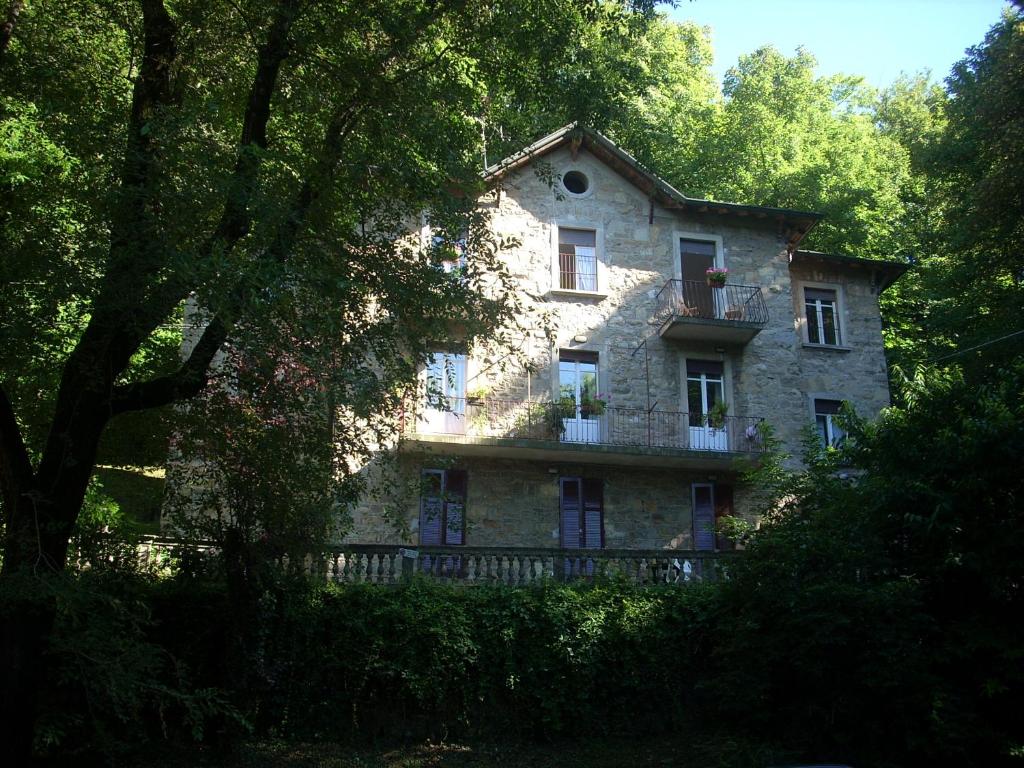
419 471 444 545
444 470 467 546
693 484 715 551
420 498 442 545
714 483 734 550
582 479 604 549
560 478 582 549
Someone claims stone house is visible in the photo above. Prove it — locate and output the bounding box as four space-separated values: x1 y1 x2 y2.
343 124 906 569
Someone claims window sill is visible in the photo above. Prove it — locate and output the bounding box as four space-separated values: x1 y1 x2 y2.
803 343 852 352
549 288 608 300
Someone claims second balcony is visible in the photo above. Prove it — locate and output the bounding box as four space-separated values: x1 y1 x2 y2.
401 398 767 469
655 279 768 345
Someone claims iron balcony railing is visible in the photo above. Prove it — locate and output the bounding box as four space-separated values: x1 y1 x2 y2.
558 269 598 291
655 279 769 325
406 397 767 454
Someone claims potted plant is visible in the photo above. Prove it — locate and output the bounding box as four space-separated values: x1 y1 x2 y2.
707 401 728 429
466 384 489 405
549 397 575 437
705 266 728 288
557 395 576 418
581 392 608 417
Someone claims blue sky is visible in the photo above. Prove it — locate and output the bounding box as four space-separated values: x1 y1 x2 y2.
665 0 1011 88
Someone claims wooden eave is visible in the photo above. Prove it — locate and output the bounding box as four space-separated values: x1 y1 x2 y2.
790 249 910 292
484 123 824 252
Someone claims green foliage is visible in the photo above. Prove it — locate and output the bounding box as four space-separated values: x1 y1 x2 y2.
156 577 731 745
0 568 244 761
880 9 1024 373
719 362 1024 766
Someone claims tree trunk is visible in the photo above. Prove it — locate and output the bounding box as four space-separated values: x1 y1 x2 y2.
0 588 55 763
0 412 104 763
0 493 80 764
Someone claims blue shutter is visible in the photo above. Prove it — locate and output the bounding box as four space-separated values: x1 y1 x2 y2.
693 484 715 551
419 470 444 545
420 498 442 545
560 478 582 548
582 479 603 549
444 470 467 546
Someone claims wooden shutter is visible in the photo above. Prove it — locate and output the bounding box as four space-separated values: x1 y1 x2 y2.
714 483 734 551
582 478 604 549
560 478 582 549
444 469 467 545
693 484 715 551
686 359 724 377
805 287 837 303
419 470 444 545
814 398 843 415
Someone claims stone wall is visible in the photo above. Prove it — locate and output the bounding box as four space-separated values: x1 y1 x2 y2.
345 142 895 545
347 454 728 550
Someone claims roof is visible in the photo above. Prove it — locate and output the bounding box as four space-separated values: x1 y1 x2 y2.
484 123 824 252
791 249 910 291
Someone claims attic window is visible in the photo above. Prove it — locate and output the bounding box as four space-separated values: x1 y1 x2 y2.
562 170 590 196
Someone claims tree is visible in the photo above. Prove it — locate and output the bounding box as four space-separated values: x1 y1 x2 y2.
0 0 660 758
896 8 1024 372
714 363 1024 765
696 46 912 257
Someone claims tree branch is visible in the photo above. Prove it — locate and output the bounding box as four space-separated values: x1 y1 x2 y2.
0 382 33 517
109 317 229 414
0 1 23 70
120 0 304 341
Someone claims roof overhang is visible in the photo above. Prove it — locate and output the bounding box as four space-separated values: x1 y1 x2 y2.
484 123 824 252
790 250 910 292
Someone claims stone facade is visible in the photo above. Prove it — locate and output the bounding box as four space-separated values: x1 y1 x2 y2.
345 128 901 551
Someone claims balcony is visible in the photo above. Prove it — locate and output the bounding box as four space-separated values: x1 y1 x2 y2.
655 279 768 345
401 398 767 469
315 545 737 586
120 538 737 587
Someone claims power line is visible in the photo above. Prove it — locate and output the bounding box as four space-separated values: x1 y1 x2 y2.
931 328 1024 363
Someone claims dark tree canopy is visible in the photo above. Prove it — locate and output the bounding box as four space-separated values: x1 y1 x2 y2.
0 0 662 758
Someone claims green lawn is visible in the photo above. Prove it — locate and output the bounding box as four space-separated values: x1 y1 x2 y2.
93 465 166 535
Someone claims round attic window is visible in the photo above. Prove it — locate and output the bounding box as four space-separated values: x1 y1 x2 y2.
562 170 590 196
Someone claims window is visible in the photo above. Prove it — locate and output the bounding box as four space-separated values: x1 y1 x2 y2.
692 482 734 552
692 483 715 551
561 170 590 196
686 359 728 451
676 233 723 317
558 351 600 444
431 232 467 274
419 469 467 545
560 477 603 549
558 227 597 291
814 398 846 448
421 353 466 434
805 287 841 345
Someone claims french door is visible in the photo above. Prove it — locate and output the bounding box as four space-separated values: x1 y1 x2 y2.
686 359 728 451
422 353 466 434
560 477 604 578
680 238 718 318
692 483 716 552
558 353 600 443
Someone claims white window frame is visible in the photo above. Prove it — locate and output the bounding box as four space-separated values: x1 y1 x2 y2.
672 231 725 280
418 352 469 434
808 394 848 449
559 166 595 200
677 353 733 414
550 221 606 298
797 280 849 349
